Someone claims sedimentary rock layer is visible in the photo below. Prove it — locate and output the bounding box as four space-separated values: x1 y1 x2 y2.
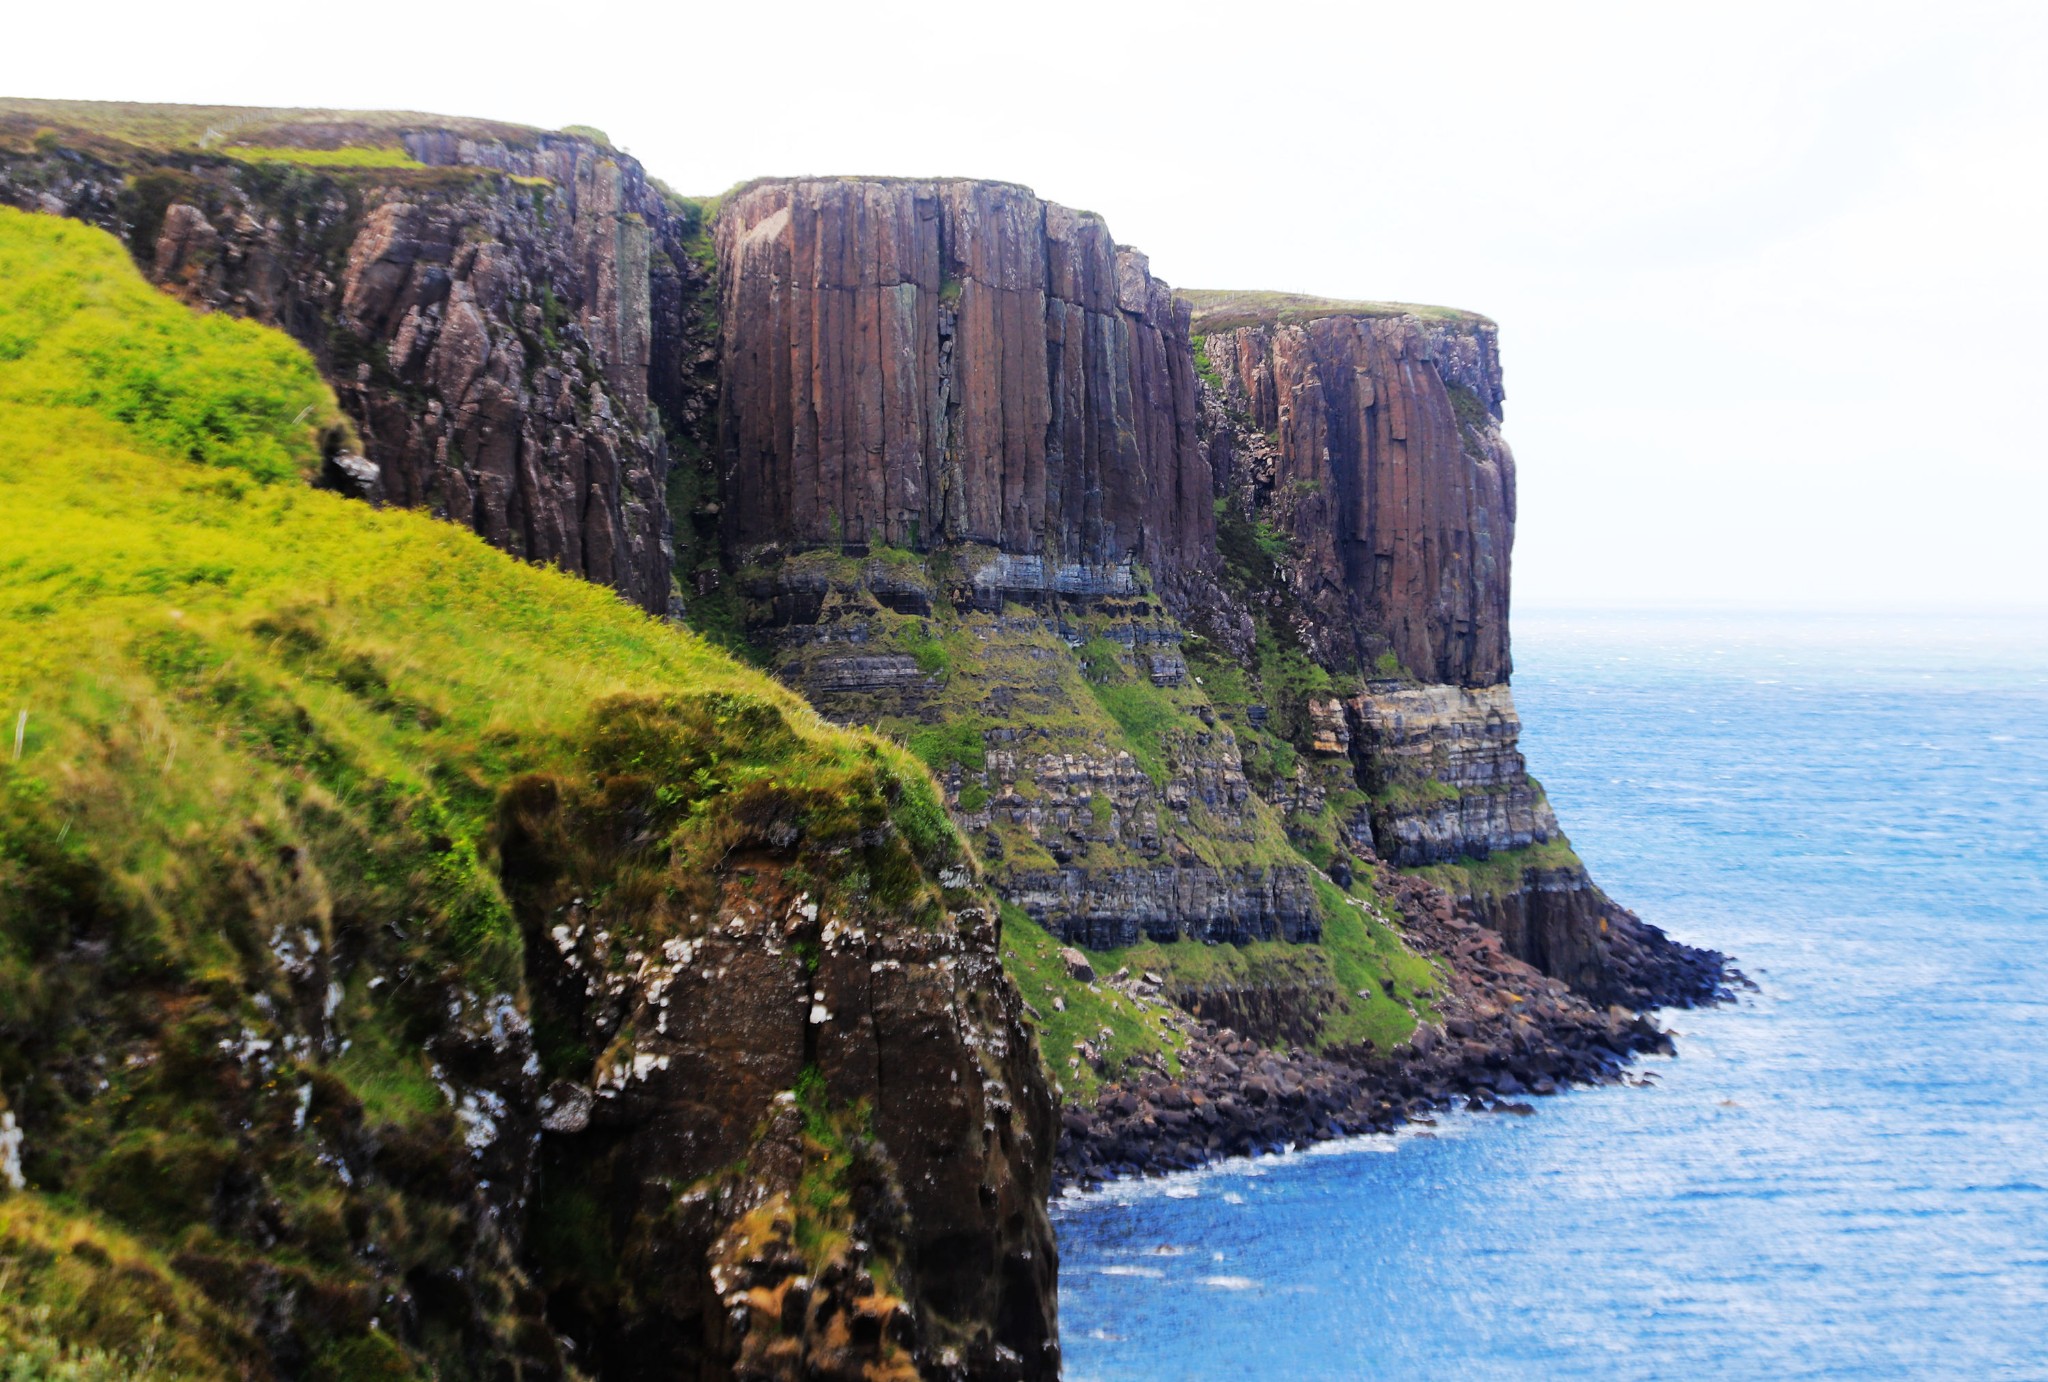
715 179 1213 586
1056 870 1719 1185
1347 681 1560 866
1197 303 1514 687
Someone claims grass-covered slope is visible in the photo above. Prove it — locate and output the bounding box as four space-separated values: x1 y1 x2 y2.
0 206 987 1375
1180 288 1491 334
0 97 547 158
746 548 1444 1091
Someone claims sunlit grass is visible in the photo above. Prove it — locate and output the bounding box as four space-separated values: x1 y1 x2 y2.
222 144 424 169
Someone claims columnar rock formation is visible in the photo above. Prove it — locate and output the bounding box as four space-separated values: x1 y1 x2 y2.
711 180 1324 950
1192 298 1513 686
1 100 1736 1381
715 179 1212 591
1187 295 1705 1005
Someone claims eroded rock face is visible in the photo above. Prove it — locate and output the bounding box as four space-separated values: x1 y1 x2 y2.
487 690 1064 1381
1004 862 1320 950
1187 301 1726 1012
1201 311 1514 687
0 129 711 614
1347 682 1561 866
513 865 1058 1380
743 549 1319 950
715 179 1213 590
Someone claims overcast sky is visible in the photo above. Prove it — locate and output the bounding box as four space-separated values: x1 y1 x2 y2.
15 0 2045 610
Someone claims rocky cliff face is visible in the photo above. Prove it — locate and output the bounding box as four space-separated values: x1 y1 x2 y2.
1186 295 1719 1009
0 109 714 614
1193 298 1513 687
715 179 1213 591
2 102 1733 1378
711 183 1323 951
1344 682 1560 866
0 135 1055 1382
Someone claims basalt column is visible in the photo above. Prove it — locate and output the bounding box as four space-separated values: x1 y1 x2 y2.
1194 299 1714 1007
714 178 1213 587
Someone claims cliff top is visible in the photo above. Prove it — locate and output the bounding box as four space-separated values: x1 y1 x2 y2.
0 97 595 158
721 173 1097 213
1182 288 1492 334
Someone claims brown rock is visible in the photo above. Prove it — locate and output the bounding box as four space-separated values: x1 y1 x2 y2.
1195 305 1514 687
714 178 1212 588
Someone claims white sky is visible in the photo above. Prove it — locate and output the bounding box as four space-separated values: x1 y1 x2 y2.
15 0 2046 610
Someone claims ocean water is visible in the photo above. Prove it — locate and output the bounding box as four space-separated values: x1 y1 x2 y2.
1052 610 2048 1380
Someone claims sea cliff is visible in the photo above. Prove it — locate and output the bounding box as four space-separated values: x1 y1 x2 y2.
0 98 1730 1380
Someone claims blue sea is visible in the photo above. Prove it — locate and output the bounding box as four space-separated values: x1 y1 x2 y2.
1053 611 2048 1380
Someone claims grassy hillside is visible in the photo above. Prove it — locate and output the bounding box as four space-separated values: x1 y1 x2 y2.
0 206 972 1374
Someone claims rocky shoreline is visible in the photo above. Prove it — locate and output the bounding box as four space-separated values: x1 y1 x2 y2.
1054 872 1735 1189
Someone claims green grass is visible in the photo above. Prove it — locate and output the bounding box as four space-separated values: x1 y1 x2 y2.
0 1196 246 1379
908 716 988 776
1413 837 1585 902
998 905 1183 1102
900 625 952 677
1083 679 1179 785
1088 876 1438 1057
1190 333 1225 391
223 145 424 170
1309 875 1441 1050
1446 381 1496 432
0 98 544 155
0 205 975 1371
1180 288 1491 334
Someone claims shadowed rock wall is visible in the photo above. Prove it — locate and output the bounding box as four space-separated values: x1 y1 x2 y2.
1201 312 1514 687
715 179 1213 586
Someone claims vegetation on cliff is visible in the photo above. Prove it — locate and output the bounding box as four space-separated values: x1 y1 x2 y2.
0 207 1037 1376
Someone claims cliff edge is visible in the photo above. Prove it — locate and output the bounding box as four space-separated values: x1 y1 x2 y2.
0 206 1055 1380
0 98 1734 1380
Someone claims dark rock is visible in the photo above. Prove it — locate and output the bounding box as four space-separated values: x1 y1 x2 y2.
1 125 712 616
714 179 1211 585
317 450 381 502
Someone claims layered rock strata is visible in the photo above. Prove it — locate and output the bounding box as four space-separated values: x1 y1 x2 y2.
0 110 712 613
711 186 1313 949
1343 681 1559 866
1184 296 1720 1007
743 549 1319 948
1054 867 1724 1186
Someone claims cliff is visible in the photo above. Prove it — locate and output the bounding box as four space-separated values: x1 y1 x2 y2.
0 98 1736 1380
714 178 1212 592
0 101 715 616
1190 292 1513 686
0 208 1054 1380
1188 292 1717 1008
710 179 1338 960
